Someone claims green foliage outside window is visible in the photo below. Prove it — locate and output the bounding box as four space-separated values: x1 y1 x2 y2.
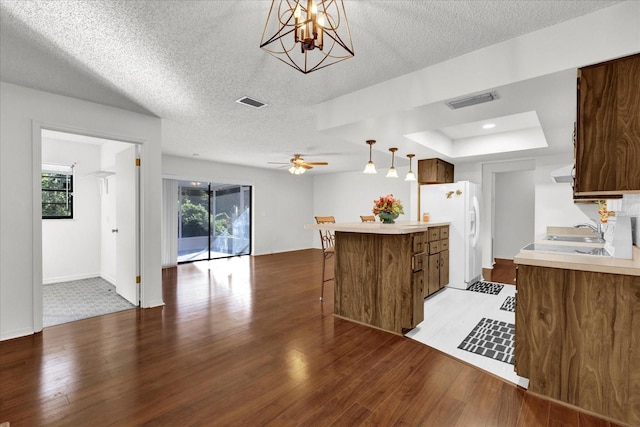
42 172 73 219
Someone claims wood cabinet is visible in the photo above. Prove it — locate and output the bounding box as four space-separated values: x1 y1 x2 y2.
418 158 454 184
515 264 640 426
334 231 426 334
425 226 449 297
574 53 640 196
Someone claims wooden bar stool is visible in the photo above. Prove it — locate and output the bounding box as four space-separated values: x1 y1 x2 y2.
360 215 376 222
314 216 335 302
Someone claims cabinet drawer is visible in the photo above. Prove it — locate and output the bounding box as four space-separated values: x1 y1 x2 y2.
429 241 441 254
440 239 449 251
412 232 428 254
412 253 426 272
440 226 449 239
428 228 440 242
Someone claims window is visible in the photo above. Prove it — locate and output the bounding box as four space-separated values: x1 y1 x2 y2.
42 164 74 219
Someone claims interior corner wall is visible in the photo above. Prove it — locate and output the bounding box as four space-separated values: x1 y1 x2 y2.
0 82 163 341
42 139 101 283
161 154 315 256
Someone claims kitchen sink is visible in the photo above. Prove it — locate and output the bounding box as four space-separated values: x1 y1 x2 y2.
522 243 610 257
544 235 605 244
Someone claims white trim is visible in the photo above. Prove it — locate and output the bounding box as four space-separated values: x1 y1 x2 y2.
33 121 147 328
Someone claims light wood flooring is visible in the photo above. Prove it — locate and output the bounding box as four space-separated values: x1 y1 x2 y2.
0 250 623 426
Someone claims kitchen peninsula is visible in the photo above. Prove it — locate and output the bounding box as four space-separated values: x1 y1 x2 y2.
306 221 450 335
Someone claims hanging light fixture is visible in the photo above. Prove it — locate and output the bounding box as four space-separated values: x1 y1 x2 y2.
405 154 417 181
363 140 377 174
386 148 398 178
260 0 354 74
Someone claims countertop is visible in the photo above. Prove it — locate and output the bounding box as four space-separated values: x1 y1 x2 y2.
305 220 450 235
514 244 640 276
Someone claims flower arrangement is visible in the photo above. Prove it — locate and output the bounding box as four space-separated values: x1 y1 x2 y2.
372 194 404 216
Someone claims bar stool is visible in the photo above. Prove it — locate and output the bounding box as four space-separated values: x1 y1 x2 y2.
314 216 335 302
360 215 376 222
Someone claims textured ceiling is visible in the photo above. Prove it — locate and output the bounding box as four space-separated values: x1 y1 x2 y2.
0 0 623 173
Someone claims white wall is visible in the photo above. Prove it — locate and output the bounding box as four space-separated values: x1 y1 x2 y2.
312 166 416 247
42 139 101 283
162 155 315 255
0 82 163 341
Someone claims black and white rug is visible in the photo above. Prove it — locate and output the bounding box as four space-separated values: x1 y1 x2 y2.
500 296 516 312
467 280 504 295
457 317 515 365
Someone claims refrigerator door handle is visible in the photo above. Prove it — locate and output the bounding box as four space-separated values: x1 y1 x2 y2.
471 195 480 248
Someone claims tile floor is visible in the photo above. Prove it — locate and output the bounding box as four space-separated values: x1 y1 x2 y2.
406 283 529 388
43 277 136 327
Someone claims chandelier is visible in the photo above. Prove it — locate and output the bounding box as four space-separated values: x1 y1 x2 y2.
260 0 354 74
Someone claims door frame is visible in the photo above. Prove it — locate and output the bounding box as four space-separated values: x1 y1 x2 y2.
32 121 144 332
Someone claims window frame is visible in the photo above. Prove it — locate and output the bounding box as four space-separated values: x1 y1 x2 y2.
42 165 74 220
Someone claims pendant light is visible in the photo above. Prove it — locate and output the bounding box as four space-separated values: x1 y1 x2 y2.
386 148 398 178
363 140 377 174
405 154 417 181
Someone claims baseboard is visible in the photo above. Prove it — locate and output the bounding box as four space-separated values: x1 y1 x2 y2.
1 327 35 342
43 272 101 285
100 273 116 286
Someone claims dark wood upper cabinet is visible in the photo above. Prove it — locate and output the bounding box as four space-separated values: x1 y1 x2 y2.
418 158 454 184
575 53 640 196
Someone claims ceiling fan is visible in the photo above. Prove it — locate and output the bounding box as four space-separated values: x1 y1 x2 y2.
268 154 328 175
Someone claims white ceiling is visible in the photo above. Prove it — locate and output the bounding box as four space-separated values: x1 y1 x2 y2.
0 0 625 174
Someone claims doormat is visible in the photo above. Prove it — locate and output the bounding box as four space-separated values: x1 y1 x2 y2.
467 281 504 295
457 317 515 365
500 296 516 312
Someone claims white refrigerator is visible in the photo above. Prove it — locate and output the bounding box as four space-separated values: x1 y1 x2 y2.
420 181 482 290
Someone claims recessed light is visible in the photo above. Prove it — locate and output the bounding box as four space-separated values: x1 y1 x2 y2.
482 123 496 129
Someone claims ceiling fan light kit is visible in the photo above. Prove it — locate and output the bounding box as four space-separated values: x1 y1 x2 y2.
260 0 354 74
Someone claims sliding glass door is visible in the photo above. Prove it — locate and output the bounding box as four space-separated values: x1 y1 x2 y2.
177 181 251 263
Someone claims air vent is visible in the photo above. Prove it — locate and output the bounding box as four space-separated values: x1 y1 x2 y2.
446 91 499 110
235 96 268 109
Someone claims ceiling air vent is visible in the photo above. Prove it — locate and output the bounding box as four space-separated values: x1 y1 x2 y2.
235 96 268 109
446 91 499 110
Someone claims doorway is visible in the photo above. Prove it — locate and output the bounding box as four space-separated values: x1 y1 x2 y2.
493 170 535 259
177 181 251 263
41 129 140 327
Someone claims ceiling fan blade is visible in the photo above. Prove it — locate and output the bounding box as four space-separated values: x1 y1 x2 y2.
304 162 328 166
301 164 313 169
267 162 290 165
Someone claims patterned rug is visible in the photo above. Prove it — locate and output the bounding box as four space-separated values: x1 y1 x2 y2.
457 317 515 365
43 277 136 327
500 296 516 312
467 281 504 295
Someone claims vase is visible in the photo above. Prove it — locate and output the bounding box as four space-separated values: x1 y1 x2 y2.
378 212 399 224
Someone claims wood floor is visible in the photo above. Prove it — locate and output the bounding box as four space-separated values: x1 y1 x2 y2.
0 250 624 426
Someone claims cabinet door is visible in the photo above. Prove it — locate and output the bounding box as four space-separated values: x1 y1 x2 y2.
418 158 454 184
428 253 440 296
411 271 425 327
439 249 449 289
575 53 640 195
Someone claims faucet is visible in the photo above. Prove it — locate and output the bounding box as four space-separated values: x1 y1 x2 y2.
574 222 604 240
